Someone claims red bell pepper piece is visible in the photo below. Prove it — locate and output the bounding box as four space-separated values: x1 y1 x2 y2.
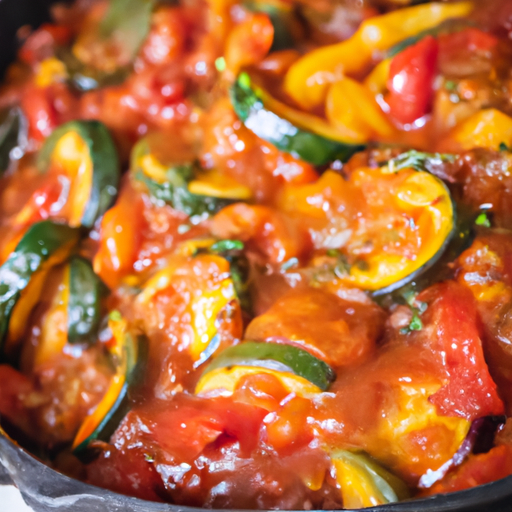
387 35 439 125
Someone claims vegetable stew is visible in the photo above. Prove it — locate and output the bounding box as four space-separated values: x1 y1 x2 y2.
1 0 512 509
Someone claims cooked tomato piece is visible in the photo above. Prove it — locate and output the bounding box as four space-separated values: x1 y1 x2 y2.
423 444 512 496
246 288 384 368
417 281 504 421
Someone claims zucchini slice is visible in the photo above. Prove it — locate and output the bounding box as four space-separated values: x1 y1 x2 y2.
0 107 26 175
131 138 245 224
0 220 80 353
195 341 336 395
72 314 144 454
331 450 410 508
68 256 106 345
307 167 455 295
230 73 365 166
137 251 241 366
37 120 120 228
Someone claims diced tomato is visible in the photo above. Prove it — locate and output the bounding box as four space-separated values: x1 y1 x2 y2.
138 396 267 459
387 36 439 125
424 444 512 496
264 396 313 456
140 7 188 65
0 177 64 263
211 203 311 266
86 443 165 502
234 373 290 413
21 83 78 143
93 184 146 289
14 176 65 224
18 24 72 66
0 365 32 433
418 281 504 421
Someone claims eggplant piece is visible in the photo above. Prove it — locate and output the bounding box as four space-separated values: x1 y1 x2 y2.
37 120 120 228
230 72 365 166
196 341 336 395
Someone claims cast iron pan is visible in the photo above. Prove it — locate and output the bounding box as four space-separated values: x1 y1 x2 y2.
0 1 512 510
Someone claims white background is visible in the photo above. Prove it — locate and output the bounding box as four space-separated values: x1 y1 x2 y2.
0 485 34 511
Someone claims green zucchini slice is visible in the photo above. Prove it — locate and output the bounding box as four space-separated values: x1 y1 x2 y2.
0 220 80 353
37 120 120 228
196 341 336 394
331 450 410 508
0 107 26 175
72 314 145 454
68 256 106 345
230 73 365 166
308 167 455 295
131 137 241 224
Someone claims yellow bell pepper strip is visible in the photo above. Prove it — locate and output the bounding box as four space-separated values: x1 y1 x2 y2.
449 108 512 151
325 77 395 140
372 379 471 481
188 171 253 200
283 2 473 110
35 57 68 88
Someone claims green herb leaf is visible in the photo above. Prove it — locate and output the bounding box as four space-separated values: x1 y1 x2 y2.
109 310 123 322
215 57 226 72
408 313 423 331
210 239 245 253
499 142 510 152
475 212 491 228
